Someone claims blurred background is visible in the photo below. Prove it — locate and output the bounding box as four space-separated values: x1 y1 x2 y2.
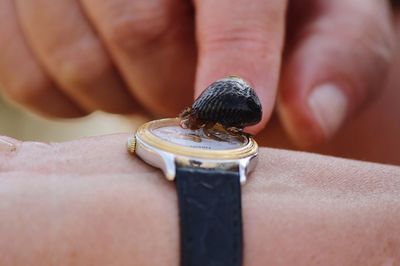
0 94 146 142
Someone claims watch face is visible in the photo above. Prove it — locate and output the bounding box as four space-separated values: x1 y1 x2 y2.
151 126 247 151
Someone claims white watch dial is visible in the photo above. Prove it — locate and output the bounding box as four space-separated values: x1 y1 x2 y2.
151 126 247 151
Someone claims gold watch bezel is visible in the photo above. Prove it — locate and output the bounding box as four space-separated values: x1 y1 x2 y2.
135 118 258 160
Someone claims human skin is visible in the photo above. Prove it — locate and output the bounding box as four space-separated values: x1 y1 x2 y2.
0 0 396 147
256 17 400 166
0 134 399 265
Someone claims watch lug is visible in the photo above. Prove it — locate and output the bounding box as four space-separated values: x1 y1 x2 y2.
239 158 249 184
239 153 258 184
159 151 176 181
134 137 177 181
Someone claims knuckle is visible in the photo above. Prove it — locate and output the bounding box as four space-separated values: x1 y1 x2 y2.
343 4 395 65
44 37 114 92
57 51 112 91
363 20 395 66
200 26 277 55
104 4 172 51
358 18 395 100
2 76 50 105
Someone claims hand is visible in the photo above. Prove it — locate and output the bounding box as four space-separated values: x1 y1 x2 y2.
0 1 395 147
1 134 399 265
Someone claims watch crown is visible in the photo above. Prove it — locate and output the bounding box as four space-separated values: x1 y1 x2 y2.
126 136 136 154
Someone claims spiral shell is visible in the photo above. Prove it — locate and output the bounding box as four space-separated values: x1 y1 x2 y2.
191 77 262 128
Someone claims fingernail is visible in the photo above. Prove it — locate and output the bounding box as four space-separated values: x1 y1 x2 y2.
308 84 348 139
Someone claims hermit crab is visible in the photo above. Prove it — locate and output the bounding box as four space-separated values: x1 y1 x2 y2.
179 76 262 138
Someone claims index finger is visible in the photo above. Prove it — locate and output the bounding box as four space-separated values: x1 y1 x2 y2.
194 0 288 133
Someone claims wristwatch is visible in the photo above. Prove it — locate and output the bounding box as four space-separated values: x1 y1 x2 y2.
127 118 258 266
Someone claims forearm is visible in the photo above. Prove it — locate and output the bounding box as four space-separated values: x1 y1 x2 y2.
0 173 178 265
0 134 399 265
0 135 179 265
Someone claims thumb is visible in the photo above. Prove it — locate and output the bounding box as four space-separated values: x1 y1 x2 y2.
193 0 288 133
278 0 395 147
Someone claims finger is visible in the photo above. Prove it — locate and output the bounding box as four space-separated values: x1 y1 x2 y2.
194 0 288 133
15 0 139 114
0 0 85 118
81 0 196 117
278 0 395 147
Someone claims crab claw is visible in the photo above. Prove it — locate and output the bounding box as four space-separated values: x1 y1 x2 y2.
180 118 190 129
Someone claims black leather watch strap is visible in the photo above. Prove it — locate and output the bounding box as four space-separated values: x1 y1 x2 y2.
175 167 243 266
